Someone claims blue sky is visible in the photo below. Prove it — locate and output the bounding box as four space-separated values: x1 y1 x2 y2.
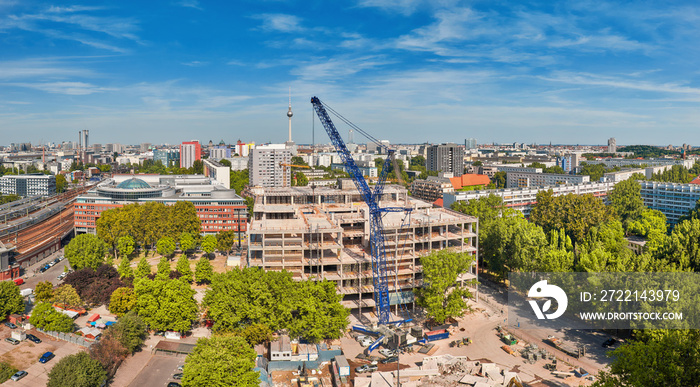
1 0 700 147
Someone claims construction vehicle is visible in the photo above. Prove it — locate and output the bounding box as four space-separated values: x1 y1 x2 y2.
311 96 411 326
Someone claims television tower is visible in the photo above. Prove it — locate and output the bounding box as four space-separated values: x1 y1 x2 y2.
287 87 293 142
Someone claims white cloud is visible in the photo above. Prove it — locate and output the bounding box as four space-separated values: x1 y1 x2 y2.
253 13 304 33
541 72 700 95
181 61 209 67
175 0 202 10
5 81 109 95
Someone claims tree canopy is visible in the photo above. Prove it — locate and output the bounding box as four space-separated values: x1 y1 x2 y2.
134 277 199 333
109 287 137 317
64 234 107 270
415 250 475 324
608 178 644 228
47 351 107 387
194 257 214 284
203 268 349 342
0 280 24 318
182 335 259 387
29 302 74 333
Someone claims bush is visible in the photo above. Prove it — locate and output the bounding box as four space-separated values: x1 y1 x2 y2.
0 361 18 384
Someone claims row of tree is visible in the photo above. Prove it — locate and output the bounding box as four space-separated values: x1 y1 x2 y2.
203 268 350 342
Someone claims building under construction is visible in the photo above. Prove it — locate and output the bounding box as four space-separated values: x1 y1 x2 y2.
247 180 479 320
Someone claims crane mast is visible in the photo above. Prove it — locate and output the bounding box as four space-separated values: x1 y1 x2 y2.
311 96 395 324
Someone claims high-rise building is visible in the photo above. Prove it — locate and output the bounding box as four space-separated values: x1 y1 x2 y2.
427 143 465 177
608 138 617 153
203 159 231 189
140 143 151 152
465 138 477 150
180 141 202 169
248 144 292 187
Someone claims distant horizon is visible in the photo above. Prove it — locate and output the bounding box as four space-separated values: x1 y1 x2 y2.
1 1 700 145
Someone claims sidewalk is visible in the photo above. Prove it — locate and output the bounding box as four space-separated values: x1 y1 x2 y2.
110 335 161 387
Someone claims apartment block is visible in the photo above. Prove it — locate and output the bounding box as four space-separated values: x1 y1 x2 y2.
410 176 454 203
444 181 618 217
246 183 478 318
639 181 700 224
506 172 589 188
203 159 231 189
0 174 56 197
180 141 202 169
248 144 292 188
427 143 465 177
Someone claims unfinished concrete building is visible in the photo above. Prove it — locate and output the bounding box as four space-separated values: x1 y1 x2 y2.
247 180 478 320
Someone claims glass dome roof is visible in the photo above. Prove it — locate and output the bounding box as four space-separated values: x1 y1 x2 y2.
116 178 151 190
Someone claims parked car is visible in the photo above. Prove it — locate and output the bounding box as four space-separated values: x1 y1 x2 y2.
5 337 20 345
602 338 618 348
39 352 54 363
173 373 183 380
4 321 17 329
176 365 184 371
10 371 27 381
359 337 373 347
381 356 399 364
167 383 182 387
26 334 41 344
355 364 378 374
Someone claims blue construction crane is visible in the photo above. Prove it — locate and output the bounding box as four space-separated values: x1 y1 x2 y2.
311 96 409 325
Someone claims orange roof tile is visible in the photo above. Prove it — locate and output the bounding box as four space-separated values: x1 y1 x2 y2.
433 198 444 207
450 174 491 190
690 176 700 185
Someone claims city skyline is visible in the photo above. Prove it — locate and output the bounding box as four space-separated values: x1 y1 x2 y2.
2 1 700 145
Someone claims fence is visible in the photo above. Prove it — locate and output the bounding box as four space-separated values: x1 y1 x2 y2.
36 328 94 348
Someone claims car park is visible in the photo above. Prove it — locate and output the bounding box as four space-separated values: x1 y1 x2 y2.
4 321 17 329
39 352 54 363
26 334 41 344
5 337 20 345
355 364 378 373
10 371 27 381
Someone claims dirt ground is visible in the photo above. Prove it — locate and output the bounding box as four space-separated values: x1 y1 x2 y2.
0 340 58 370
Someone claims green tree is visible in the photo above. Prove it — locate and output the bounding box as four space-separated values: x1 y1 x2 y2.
608 178 644 228
169 202 201 240
65 234 107 270
230 169 249 194
195 257 214 284
593 330 700 387
650 165 692 183
0 361 18 384
201 234 217 255
176 254 193 281
53 284 82 309
134 277 199 333
55 174 67 193
156 256 172 280
287 280 350 342
219 159 232 167
191 159 204 174
180 232 196 254
47 351 107 387
661 218 700 271
529 190 615 244
156 237 176 257
451 194 519 259
117 257 133 279
35 281 55 303
117 236 135 259
415 250 475 324
29 302 74 332
107 311 147 353
491 171 506 188
216 230 236 253
291 156 308 166
294 171 309 186
235 323 273 345
628 209 667 238
472 160 483 167
134 257 152 279
0 280 24 318
96 208 130 259
182 335 259 387
109 287 137 317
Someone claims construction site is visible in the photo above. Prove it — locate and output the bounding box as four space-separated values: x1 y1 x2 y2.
246 181 479 320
